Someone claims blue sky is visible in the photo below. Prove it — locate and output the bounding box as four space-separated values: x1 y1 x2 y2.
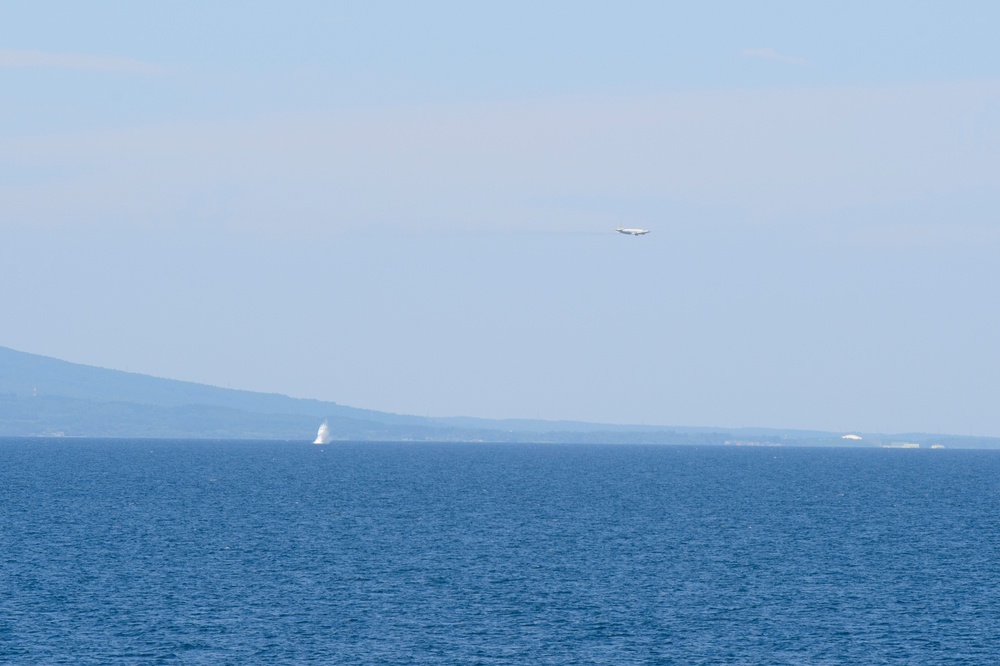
2 1 1000 435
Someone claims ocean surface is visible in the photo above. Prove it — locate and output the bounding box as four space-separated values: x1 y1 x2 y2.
2 439 1000 664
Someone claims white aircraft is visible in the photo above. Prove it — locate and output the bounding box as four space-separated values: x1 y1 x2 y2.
616 224 650 236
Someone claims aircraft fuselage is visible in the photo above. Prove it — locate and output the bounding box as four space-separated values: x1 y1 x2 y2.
616 226 650 236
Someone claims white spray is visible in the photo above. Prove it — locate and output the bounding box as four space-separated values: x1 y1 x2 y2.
313 420 332 444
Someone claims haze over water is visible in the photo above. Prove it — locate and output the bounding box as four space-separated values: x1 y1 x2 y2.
3 438 998 663
5 3 1000 435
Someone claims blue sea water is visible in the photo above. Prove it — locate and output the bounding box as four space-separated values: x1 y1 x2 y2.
2 440 1000 664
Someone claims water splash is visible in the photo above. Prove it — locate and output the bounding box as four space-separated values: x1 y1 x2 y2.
313 420 332 445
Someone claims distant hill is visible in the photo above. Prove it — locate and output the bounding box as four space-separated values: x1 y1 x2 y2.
0 345 407 422
1 345 997 447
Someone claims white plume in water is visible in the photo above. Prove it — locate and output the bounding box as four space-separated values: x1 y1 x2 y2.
313 420 332 445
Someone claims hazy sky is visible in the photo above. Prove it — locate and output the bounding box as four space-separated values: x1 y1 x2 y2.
3 1 999 435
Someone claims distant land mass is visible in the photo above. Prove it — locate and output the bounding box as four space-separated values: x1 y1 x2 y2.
1 345 997 448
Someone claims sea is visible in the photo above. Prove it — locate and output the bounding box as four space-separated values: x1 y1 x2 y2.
2 439 999 664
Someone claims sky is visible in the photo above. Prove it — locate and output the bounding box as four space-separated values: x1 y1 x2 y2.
2 1 1000 435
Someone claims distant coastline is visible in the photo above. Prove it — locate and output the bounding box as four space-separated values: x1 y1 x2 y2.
2 346 997 448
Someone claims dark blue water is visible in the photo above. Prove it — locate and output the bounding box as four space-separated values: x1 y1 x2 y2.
2 440 1000 664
